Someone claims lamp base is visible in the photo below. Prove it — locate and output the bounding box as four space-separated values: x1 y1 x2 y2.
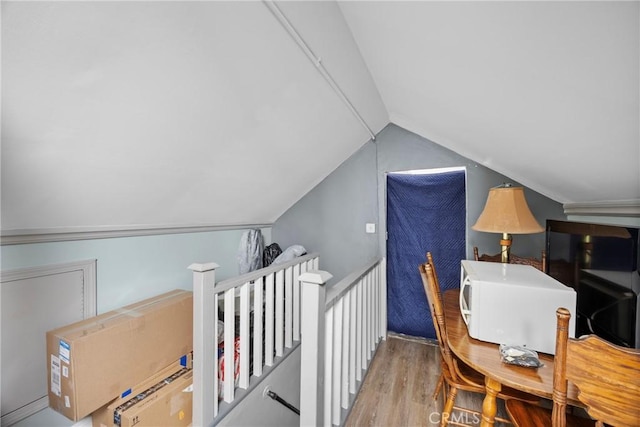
500 233 512 263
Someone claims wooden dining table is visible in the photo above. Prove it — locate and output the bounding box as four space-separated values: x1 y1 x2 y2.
443 289 583 426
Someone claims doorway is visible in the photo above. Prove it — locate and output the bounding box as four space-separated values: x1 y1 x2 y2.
386 168 466 339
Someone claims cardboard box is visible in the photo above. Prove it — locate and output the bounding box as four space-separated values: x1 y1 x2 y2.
91 354 192 427
116 369 193 427
47 290 193 421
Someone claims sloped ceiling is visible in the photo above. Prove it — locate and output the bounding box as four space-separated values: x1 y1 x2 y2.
1 1 387 234
340 1 639 206
2 1 639 238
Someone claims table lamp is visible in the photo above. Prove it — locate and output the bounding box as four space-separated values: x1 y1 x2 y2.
472 183 544 263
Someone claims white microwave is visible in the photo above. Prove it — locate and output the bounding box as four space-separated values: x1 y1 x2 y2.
459 260 576 355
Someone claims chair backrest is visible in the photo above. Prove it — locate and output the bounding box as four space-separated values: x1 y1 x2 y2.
473 246 547 272
510 252 547 272
551 308 640 427
419 253 457 377
473 246 502 263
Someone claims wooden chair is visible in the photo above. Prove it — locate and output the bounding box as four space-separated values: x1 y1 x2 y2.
505 308 640 427
473 246 547 272
419 252 539 426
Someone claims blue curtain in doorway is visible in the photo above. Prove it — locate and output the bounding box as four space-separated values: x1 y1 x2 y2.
386 170 466 339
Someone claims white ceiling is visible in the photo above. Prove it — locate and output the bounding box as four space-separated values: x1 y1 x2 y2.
2 1 638 235
339 0 639 206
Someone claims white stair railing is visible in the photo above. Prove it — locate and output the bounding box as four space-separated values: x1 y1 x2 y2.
190 253 320 427
299 257 387 426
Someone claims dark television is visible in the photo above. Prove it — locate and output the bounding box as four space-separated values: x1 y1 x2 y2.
546 220 640 348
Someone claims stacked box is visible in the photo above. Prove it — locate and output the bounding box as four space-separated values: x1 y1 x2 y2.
46 290 193 421
92 354 192 427
115 369 193 427
92 367 193 426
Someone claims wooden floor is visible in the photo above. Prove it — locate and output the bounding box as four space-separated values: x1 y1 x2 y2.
344 334 509 427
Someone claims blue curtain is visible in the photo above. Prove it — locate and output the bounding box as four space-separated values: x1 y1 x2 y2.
386 170 466 339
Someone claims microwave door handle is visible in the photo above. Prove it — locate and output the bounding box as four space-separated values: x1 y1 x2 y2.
459 276 471 326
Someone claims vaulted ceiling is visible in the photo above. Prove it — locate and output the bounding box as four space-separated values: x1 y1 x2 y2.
339 0 639 207
2 1 638 236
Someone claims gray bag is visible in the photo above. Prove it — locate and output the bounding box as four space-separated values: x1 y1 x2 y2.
237 229 264 274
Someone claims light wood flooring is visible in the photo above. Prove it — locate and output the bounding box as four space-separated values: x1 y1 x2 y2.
344 333 510 427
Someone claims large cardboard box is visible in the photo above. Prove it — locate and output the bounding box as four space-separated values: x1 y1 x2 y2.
47 290 193 421
92 354 192 427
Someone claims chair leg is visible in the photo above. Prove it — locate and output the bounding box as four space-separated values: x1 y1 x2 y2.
441 386 458 427
433 373 444 401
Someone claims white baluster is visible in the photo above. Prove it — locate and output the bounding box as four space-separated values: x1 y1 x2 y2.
239 281 250 389
349 287 357 394
293 263 301 341
341 293 350 409
332 299 343 424
285 265 293 348
380 258 388 341
265 272 275 366
224 288 235 402
355 280 363 382
324 305 333 427
275 269 284 357
253 276 264 377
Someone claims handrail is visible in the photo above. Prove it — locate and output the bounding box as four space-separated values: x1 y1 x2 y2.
214 252 320 294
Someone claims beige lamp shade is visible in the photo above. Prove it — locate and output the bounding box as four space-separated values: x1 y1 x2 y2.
472 185 544 234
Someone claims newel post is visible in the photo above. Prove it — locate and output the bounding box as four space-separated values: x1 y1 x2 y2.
299 270 333 427
189 262 219 427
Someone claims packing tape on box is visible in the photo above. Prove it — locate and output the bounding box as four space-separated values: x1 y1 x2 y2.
113 308 143 317
60 290 191 337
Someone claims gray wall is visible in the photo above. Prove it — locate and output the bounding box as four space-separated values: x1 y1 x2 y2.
272 142 379 283
273 123 566 283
